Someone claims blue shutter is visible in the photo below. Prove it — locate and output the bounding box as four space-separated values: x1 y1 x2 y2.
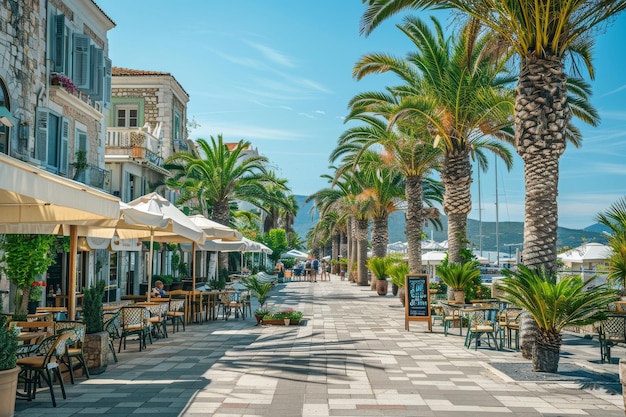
59 118 69 175
53 15 66 73
89 45 104 99
35 109 48 162
72 34 91 89
103 57 112 108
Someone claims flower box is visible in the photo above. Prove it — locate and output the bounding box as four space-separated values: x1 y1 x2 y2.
262 319 301 326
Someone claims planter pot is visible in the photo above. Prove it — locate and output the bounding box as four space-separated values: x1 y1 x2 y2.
0 366 20 417
619 359 626 410
453 290 465 303
392 283 399 296
284 318 290 326
254 314 264 326
398 288 406 307
263 319 300 326
84 331 109 375
376 279 388 296
27 301 39 314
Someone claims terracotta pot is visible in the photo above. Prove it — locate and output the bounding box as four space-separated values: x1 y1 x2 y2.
398 288 406 307
376 279 388 296
0 366 20 417
453 290 465 303
254 314 264 326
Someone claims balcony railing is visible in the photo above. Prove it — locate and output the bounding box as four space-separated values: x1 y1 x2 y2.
71 164 111 192
106 128 163 166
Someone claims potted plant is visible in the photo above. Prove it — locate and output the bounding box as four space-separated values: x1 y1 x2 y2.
242 276 274 324
253 308 270 326
389 262 409 306
0 315 19 417
262 308 303 325
27 281 45 314
82 280 108 375
367 256 389 295
497 265 617 372
437 261 481 303
0 234 55 317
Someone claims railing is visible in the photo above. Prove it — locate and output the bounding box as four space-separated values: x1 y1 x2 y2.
71 164 111 192
106 128 163 166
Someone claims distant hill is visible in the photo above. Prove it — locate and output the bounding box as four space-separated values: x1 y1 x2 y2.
292 195 608 251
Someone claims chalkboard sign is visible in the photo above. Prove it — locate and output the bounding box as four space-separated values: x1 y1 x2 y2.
404 274 432 331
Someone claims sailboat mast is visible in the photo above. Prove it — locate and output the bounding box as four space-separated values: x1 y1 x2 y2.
478 166 482 256
495 156 499 266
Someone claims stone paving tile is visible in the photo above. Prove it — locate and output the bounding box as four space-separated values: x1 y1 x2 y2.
13 275 626 416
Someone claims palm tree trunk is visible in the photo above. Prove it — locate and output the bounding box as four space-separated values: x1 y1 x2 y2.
532 328 562 373
371 217 388 258
405 175 424 274
348 217 357 282
516 54 568 358
441 145 472 264
355 218 369 286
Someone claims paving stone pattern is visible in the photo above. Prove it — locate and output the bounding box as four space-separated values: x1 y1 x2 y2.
14 275 626 416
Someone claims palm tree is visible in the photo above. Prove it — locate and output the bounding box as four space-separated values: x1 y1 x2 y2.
360 0 614 365
165 135 284 269
595 197 626 292
335 91 443 273
497 265 617 372
355 16 515 264
360 0 625 269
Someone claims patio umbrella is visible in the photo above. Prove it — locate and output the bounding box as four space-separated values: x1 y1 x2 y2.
115 193 205 301
282 249 309 260
187 214 242 291
0 153 121 320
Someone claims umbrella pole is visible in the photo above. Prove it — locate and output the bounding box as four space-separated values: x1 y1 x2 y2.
68 225 78 321
147 230 154 302
191 242 196 290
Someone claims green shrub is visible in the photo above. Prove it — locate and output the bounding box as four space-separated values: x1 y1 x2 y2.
83 280 105 334
0 315 18 371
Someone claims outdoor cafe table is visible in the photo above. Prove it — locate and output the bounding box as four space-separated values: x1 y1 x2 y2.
439 302 496 336
35 306 68 321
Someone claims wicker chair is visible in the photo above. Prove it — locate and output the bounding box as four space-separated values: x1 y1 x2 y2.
16 332 71 407
118 306 150 352
166 298 186 332
465 309 499 350
54 320 89 384
104 310 121 363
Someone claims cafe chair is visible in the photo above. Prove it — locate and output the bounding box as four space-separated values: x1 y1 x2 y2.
54 321 89 384
166 298 186 332
442 305 463 336
16 332 71 407
118 306 150 352
103 311 121 363
596 315 626 363
240 291 252 318
465 309 499 350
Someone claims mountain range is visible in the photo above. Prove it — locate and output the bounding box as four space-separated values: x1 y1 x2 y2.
291 195 609 251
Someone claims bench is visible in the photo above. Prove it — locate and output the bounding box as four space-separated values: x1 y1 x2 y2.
596 314 626 363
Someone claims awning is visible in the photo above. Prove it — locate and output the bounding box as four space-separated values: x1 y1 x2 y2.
0 153 120 232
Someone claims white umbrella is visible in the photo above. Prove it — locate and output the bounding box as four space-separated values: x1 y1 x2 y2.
282 249 309 260
187 214 242 291
116 193 205 301
0 153 121 320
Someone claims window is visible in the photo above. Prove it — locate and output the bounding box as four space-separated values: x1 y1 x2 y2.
116 105 139 128
35 109 69 174
0 78 9 154
74 128 88 181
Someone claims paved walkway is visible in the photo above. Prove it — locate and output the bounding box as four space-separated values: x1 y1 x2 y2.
15 275 626 416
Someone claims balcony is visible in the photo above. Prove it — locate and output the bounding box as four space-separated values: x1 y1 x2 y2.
70 163 111 193
105 128 164 166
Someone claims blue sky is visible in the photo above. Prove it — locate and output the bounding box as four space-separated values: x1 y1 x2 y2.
103 1 626 230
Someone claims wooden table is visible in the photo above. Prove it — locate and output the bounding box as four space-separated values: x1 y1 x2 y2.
35 307 68 321
54 294 84 307
18 331 47 344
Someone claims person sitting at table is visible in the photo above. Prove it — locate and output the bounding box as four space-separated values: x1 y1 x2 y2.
152 280 167 298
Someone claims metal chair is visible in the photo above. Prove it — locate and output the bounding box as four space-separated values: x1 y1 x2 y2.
118 306 150 352
442 304 462 336
54 320 89 384
465 309 499 350
166 298 186 332
103 311 121 363
597 315 626 363
16 332 71 407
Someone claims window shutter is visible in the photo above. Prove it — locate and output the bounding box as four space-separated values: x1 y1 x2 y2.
35 109 48 162
89 46 104 100
103 57 112 108
59 118 69 175
72 34 91 89
53 14 66 73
